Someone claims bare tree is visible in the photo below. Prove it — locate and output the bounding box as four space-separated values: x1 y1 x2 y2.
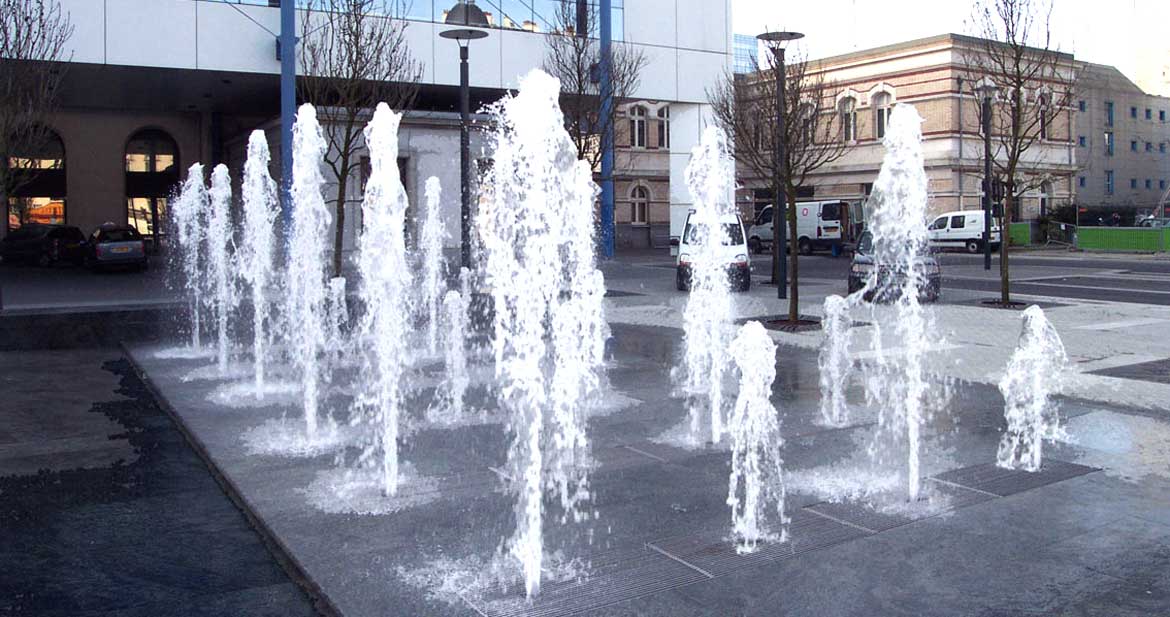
299 0 422 277
708 45 845 322
542 0 645 169
0 0 72 229
965 0 1076 304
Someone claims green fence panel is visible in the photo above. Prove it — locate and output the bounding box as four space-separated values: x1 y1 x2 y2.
1077 227 1165 252
1009 223 1032 246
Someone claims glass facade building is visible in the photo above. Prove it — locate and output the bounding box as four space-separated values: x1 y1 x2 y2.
733 33 758 74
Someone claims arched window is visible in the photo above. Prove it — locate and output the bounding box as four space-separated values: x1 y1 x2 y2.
798 100 817 147
7 127 66 232
630 185 649 225
839 97 857 142
657 106 670 149
873 92 893 139
629 105 647 148
125 129 179 245
1039 180 1052 217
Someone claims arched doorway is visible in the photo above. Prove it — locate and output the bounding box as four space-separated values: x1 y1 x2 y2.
125 128 179 250
6 127 66 232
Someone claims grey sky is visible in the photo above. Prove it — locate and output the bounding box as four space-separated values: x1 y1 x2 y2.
731 0 1169 90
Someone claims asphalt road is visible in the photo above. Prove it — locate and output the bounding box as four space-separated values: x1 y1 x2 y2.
751 250 1170 306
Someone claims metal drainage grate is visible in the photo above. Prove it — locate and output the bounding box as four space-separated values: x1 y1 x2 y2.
471 546 708 617
805 481 995 533
1087 357 1170 385
932 459 1097 497
645 509 867 578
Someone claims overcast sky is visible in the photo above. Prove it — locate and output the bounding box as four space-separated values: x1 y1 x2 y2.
731 0 1170 88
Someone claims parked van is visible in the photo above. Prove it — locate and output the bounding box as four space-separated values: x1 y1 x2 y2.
746 200 847 255
927 210 1001 253
676 210 751 292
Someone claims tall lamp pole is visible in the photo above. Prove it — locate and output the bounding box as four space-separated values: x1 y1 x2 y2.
976 78 998 271
599 0 615 259
441 1 490 270
758 31 803 300
279 0 296 230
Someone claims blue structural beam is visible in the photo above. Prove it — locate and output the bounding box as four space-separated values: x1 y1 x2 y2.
599 0 615 259
280 0 296 230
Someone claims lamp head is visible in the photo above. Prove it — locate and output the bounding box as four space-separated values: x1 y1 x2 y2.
441 0 490 41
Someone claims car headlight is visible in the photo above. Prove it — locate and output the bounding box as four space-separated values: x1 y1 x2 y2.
679 253 691 265
925 262 941 274
850 263 874 274
734 254 748 264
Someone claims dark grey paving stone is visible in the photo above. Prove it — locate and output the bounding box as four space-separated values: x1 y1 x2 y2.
1087 356 1170 384
933 459 1098 497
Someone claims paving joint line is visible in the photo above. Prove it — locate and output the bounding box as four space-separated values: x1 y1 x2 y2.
622 444 669 463
925 475 1002 498
644 542 715 579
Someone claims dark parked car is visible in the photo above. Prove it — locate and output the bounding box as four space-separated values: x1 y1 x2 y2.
86 224 148 271
0 224 88 267
847 231 941 302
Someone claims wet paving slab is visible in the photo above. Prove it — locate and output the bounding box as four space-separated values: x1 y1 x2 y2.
0 351 319 617
116 321 1170 617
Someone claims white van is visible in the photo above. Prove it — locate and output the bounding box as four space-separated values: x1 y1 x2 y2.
676 210 751 292
746 200 847 255
927 210 1001 253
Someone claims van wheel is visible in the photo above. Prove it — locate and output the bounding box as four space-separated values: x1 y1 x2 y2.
798 238 812 255
965 240 981 254
748 237 762 254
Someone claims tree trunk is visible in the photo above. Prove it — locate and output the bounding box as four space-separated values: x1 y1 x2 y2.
787 188 799 322
332 161 349 279
1000 188 1012 305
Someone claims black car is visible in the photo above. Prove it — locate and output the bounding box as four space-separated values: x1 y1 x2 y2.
0 224 88 267
847 231 941 302
86 224 148 271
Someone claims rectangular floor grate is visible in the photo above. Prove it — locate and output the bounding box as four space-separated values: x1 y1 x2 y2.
645 509 868 578
932 459 1097 497
805 481 996 533
472 546 709 617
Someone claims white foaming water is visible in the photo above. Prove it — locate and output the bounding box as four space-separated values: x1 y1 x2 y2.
354 103 413 497
419 176 446 355
207 165 237 375
286 104 332 440
726 321 788 554
996 305 1069 471
479 69 604 598
173 164 208 350
326 276 348 365
674 126 737 447
428 289 468 425
240 131 279 396
818 294 853 427
861 104 942 502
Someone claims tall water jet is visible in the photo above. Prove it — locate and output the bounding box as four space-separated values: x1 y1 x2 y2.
676 126 737 446
818 294 853 427
861 104 937 502
727 321 788 554
428 289 468 424
173 164 208 350
354 103 412 496
997 305 1070 471
327 277 349 356
286 104 332 439
478 69 604 598
207 164 237 374
240 131 279 394
418 176 446 355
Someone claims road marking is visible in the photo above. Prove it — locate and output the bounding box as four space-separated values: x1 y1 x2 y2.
1074 318 1170 331
1015 281 1170 296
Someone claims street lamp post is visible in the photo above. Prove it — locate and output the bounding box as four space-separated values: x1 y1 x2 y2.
757 30 803 300
441 1 489 270
976 78 998 272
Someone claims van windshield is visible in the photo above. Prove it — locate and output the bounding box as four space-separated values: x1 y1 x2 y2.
684 222 744 246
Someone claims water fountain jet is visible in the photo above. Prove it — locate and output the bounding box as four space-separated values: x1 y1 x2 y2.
997 305 1069 471
239 131 279 395
207 164 237 375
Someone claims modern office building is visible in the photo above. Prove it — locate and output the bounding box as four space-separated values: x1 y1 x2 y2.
1073 61 1170 221
733 33 758 74
5 0 732 253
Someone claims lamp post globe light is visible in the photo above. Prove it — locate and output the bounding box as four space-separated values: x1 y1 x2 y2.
975 77 999 271
757 30 803 301
441 1 490 270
